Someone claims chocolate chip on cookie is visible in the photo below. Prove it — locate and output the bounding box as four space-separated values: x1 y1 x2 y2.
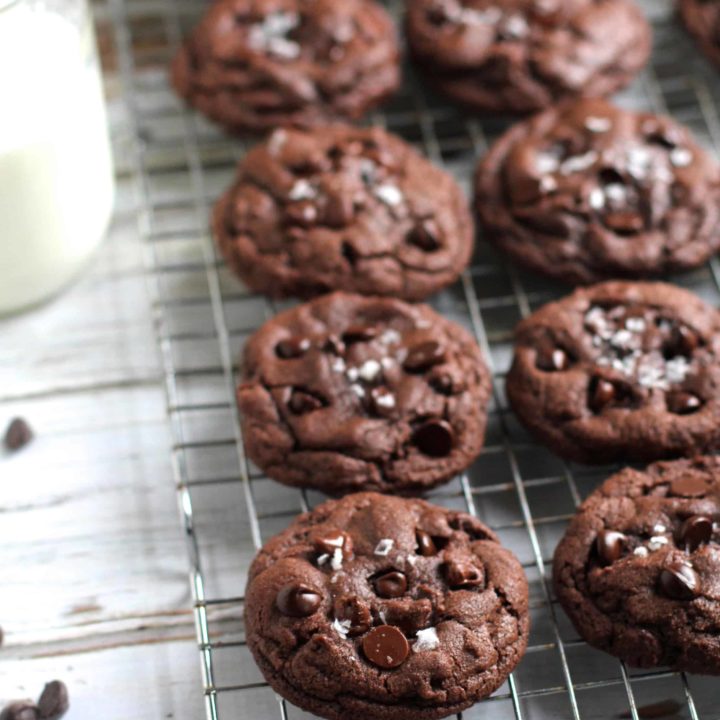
475 99 720 284
213 125 474 301
406 0 651 114
554 456 720 673
507 281 720 464
245 492 529 720
171 0 400 134
238 292 491 495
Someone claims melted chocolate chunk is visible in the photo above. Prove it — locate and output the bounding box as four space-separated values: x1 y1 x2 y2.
314 530 352 557
289 390 324 414
334 595 371 635
658 561 700 600
276 583 322 617
445 560 484 589
536 345 571 372
416 530 437 556
342 325 378 343
374 571 408 598
679 515 713 552
669 475 709 497
362 625 409 669
666 391 702 415
596 529 627 565
412 420 455 457
407 221 441 252
403 341 446 372
276 337 311 359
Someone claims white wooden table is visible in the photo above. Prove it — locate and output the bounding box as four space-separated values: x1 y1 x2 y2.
0 121 205 719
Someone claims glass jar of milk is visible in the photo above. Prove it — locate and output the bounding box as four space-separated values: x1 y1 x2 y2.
0 0 115 315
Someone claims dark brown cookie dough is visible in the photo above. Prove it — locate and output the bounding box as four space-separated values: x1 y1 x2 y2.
171 0 400 134
680 0 720 70
554 456 720 673
238 292 491 495
405 0 651 115
507 281 720 464
245 492 529 720
475 99 720 284
213 125 474 301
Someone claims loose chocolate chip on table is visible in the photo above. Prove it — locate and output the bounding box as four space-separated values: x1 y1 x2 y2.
3 418 33 452
679 515 713 552
412 420 455 457
362 625 409 669
658 561 699 600
416 530 437 557
596 529 627 564
276 584 322 617
374 571 408 598
666 391 702 415
276 337 311 359
0 702 38 720
288 390 324 414
37 681 69 720
446 560 483 588
403 341 446 372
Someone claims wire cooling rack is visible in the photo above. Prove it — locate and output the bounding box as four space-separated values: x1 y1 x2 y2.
108 1 720 717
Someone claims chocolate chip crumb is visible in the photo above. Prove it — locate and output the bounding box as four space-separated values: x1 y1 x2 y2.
3 418 33 452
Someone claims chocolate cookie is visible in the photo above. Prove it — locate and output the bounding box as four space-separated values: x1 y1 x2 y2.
554 456 720 673
171 0 400 134
475 99 720 284
680 0 720 70
245 492 530 720
213 125 474 301
405 0 651 115
238 292 491 495
507 281 720 464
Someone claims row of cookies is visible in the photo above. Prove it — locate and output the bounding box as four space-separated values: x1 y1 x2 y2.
239 284 720 720
168 2 720 717
212 97 720 298
171 0 719 133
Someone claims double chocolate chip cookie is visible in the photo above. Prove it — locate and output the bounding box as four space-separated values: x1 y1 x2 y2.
507 281 720 464
554 456 720 673
406 0 651 115
171 0 400 134
475 99 720 284
238 292 491 495
245 492 530 720
214 125 474 301
680 0 720 70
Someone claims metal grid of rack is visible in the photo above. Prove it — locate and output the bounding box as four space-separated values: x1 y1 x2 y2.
109 0 720 717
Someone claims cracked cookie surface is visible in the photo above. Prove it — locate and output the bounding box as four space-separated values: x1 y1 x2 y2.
238 292 491 495
507 281 720 464
554 456 720 673
405 0 651 114
475 99 720 284
213 125 474 301
245 492 529 720
171 0 400 134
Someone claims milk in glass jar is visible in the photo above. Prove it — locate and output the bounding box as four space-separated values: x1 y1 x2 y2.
0 0 115 315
